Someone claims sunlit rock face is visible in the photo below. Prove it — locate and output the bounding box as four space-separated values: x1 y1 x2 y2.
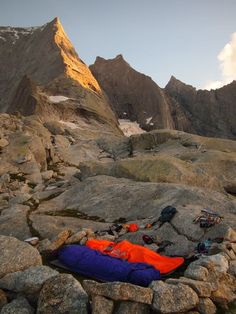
0 18 120 133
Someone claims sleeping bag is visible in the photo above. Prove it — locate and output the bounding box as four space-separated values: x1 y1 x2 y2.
86 239 184 274
58 245 160 287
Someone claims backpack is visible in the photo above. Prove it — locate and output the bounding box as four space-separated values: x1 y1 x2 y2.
158 206 177 225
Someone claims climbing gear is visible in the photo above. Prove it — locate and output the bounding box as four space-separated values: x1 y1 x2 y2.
196 239 212 254
128 223 139 232
145 206 177 228
193 209 223 228
142 235 155 245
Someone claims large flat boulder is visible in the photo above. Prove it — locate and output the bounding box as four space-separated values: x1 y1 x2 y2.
0 235 42 278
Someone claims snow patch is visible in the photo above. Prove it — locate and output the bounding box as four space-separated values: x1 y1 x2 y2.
0 25 45 44
118 119 146 137
146 117 153 124
48 95 70 103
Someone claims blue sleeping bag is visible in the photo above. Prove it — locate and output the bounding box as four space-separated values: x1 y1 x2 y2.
58 245 161 287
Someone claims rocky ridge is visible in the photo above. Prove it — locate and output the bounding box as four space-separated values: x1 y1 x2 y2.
91 55 236 139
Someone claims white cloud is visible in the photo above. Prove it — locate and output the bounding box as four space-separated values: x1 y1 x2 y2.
204 32 236 90
204 80 224 90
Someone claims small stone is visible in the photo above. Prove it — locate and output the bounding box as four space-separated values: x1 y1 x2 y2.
91 295 114 314
41 170 54 181
65 231 87 244
151 281 199 313
96 234 116 242
185 264 209 281
24 237 39 246
0 235 42 278
1 296 34 314
80 237 88 245
83 280 153 304
45 229 71 251
197 298 217 314
37 274 88 314
0 266 58 295
0 138 9 148
37 239 52 254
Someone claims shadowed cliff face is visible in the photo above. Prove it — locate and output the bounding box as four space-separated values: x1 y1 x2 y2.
0 18 119 133
90 55 175 131
165 76 236 139
91 54 236 140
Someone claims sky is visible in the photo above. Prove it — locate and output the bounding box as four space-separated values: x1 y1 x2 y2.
1 0 236 89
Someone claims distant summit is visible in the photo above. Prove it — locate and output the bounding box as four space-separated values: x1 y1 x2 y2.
90 55 174 131
91 55 236 139
0 18 119 132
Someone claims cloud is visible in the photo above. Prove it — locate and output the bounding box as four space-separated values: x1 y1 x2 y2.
204 32 236 90
204 80 224 90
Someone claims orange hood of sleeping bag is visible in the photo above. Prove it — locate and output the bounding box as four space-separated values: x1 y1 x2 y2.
86 239 184 274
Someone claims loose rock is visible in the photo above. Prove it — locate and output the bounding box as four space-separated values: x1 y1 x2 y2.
197 298 217 314
166 277 213 297
151 281 199 313
91 295 114 314
0 296 34 314
83 280 153 304
37 274 88 314
0 266 58 295
184 264 209 282
0 235 42 278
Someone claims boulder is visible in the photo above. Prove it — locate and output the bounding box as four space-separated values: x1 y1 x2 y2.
211 273 236 308
0 266 58 295
37 274 88 314
190 254 229 273
166 277 213 297
0 296 34 314
35 175 236 231
0 235 42 278
197 298 217 314
83 280 153 304
30 214 111 240
91 295 114 314
0 205 31 240
151 281 199 313
184 264 209 282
